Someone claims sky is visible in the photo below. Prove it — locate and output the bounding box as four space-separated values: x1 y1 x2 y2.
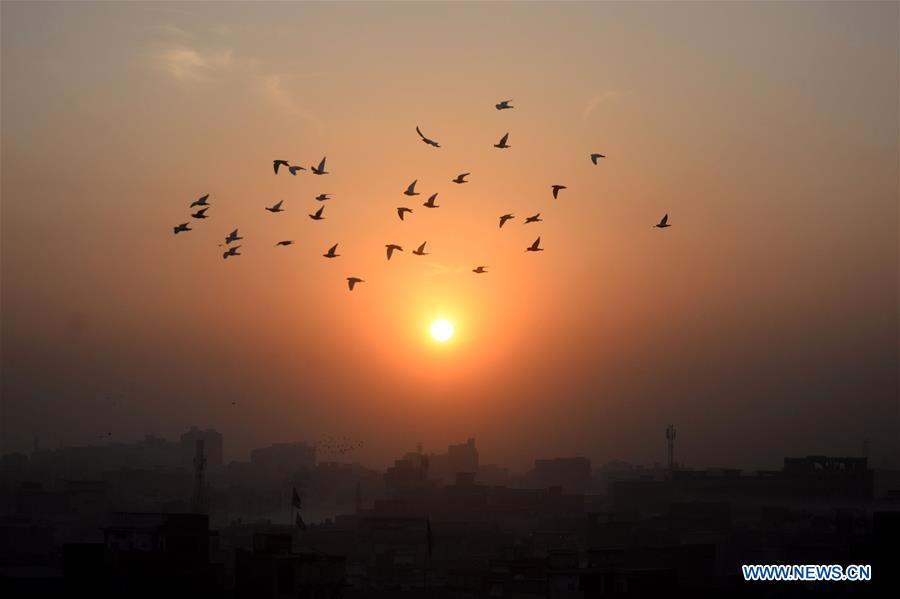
1 1 897 471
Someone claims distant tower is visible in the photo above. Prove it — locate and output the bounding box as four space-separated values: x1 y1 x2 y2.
862 438 871 461
355 481 362 514
192 439 207 513
666 425 677 471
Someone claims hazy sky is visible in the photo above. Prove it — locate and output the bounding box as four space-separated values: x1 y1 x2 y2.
2 1 897 470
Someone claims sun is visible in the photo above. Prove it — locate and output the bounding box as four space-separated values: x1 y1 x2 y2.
430 319 454 342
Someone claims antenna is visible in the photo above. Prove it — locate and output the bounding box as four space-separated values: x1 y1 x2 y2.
666 425 677 471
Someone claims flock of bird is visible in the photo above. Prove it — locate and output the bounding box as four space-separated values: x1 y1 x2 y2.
173 99 671 290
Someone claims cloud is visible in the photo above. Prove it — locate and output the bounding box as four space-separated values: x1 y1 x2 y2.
582 90 629 120
148 37 319 126
260 74 322 127
154 45 234 83
156 24 189 38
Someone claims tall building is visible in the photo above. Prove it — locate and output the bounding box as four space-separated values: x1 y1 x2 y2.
424 438 480 484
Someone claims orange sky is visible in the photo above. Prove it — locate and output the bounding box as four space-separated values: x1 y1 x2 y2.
2 1 898 469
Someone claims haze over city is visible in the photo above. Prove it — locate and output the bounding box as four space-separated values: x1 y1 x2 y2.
2 0 897 472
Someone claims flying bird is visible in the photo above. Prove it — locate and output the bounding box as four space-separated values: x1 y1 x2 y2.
412 242 428 256
311 156 328 175
551 185 567 199
323 243 340 258
416 126 440 148
654 214 671 228
289 165 305 175
347 277 365 291
223 245 241 259
266 200 285 213
499 213 515 228
315 194 331 201
309 206 325 220
524 213 542 224
404 180 420 196
590 153 606 165
494 133 510 149
275 240 294 247
190 194 209 207
473 266 488 274
191 207 209 219
385 244 403 260
452 173 470 184
225 229 242 244
173 223 191 234
423 193 439 208
526 237 544 252
397 207 413 221
274 160 290 174
495 100 513 110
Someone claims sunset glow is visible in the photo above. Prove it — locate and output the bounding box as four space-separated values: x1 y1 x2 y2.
1 2 897 591
0 0 896 472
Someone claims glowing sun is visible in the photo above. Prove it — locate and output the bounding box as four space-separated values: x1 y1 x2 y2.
430 319 454 342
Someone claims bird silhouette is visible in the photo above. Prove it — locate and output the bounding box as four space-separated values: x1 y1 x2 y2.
499 213 515 228
524 213 542 224
404 180 420 196
495 100 513 110
590 153 606 165
412 242 428 256
654 214 671 228
423 193 439 208
323 243 340 258
223 245 241 259
416 126 440 148
397 207 413 221
551 185 567 199
311 156 328 175
289 165 305 175
309 206 325 220
225 229 242 244
274 160 289 174
526 237 544 252
190 194 209 207
266 200 285 213
494 133 511 149
385 244 403 260
275 240 294 247
315 193 331 201
173 223 191 234
191 207 209 219
473 266 488 274
347 277 365 291
452 173 470 184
